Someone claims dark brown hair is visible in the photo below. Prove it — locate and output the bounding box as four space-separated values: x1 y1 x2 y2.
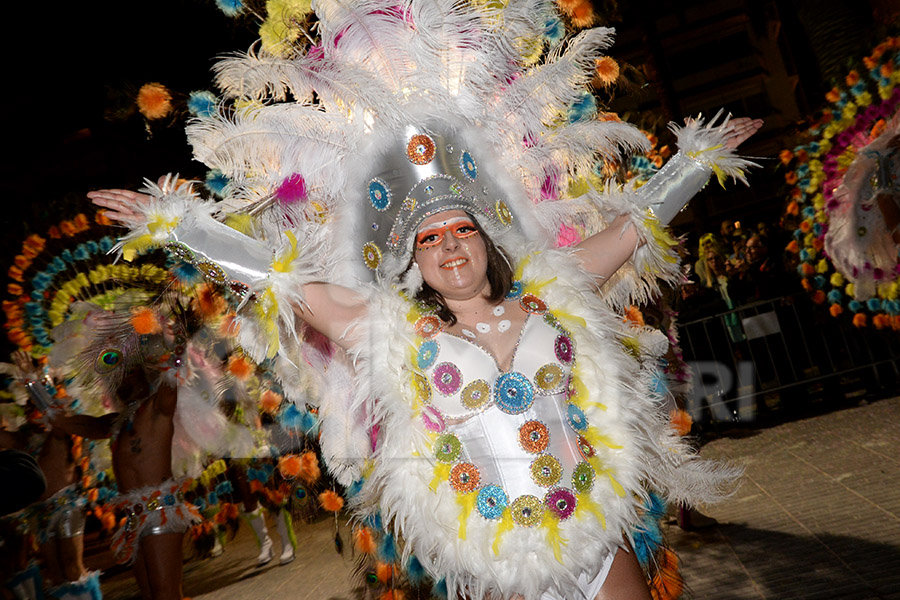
411 215 513 325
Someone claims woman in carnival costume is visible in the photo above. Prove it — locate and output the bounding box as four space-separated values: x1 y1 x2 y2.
0 352 102 600
90 1 761 597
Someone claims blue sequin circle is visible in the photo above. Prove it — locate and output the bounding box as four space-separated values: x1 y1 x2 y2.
506 281 524 299
476 485 508 520
417 340 439 370
566 403 588 432
460 150 478 181
493 372 534 414
367 178 392 211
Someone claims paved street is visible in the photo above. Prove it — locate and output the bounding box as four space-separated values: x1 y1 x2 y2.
95 397 900 600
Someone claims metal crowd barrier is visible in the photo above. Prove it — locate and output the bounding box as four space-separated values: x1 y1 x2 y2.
677 293 900 424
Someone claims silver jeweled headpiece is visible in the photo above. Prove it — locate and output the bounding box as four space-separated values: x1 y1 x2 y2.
357 126 515 273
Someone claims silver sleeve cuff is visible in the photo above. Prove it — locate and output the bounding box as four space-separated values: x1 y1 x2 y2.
638 152 712 225
171 213 274 286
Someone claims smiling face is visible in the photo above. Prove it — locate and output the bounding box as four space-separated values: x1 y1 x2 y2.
414 210 489 301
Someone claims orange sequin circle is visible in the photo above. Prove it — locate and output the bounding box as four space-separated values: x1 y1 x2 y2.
407 134 436 165
449 462 481 493
518 420 550 454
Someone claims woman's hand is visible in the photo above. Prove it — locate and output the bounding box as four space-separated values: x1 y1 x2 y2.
722 117 763 149
88 189 152 223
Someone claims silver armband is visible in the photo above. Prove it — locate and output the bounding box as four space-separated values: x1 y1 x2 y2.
638 152 712 225
169 212 275 288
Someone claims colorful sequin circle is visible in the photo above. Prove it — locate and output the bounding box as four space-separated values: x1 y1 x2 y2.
367 177 392 211
415 315 442 340
520 294 547 315
433 433 462 463
493 371 534 414
572 461 595 493
530 454 563 487
506 281 524 299
422 405 446 433
554 335 574 365
407 134 436 165
417 340 439 370
461 379 490 410
510 495 543 527
449 462 481 493
544 488 577 520
577 435 595 460
362 242 382 270
495 200 513 226
476 485 508 520
412 372 432 404
534 364 565 394
566 404 588 432
433 362 463 396
460 150 478 181
518 420 549 454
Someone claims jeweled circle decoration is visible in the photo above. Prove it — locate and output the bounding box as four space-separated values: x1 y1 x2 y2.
412 372 432 404
417 340 439 370
493 372 534 414
96 348 122 373
554 335 574 365
414 315 442 340
433 433 462 463
495 200 513 226
367 177 392 211
530 454 563 487
518 420 549 454
534 364 565 393
461 379 490 410
506 281 524 299
460 150 478 181
577 435 595 460
476 485 508 520
520 294 547 315
572 462 595 493
407 134 436 165
422 405 446 433
566 404 588 432
544 488 577 520
433 362 462 396
362 242 382 270
510 495 543 527
449 462 481 493
196 261 227 285
164 241 195 262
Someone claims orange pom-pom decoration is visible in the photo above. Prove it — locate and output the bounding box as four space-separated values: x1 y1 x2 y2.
873 314 889 329
570 1 595 27
137 82 173 120
374 561 393 583
800 263 815 277
298 451 321 485
102 512 117 531
353 526 377 554
88 489 99 503
196 284 226 318
227 354 254 380
785 240 800 253
829 303 843 318
852 313 867 328
812 290 826 304
260 389 283 414
319 489 344 512
278 454 302 479
623 305 645 327
669 409 693 436
594 57 619 87
779 149 793 165
130 307 162 335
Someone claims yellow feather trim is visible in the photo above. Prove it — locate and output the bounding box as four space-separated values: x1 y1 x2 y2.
272 231 299 273
456 492 477 540
576 493 606 528
492 509 515 555
429 463 451 492
540 510 567 563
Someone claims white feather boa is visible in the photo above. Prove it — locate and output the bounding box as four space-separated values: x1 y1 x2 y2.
337 249 740 600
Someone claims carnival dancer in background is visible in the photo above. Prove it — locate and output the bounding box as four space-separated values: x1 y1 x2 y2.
0 351 101 600
89 1 761 598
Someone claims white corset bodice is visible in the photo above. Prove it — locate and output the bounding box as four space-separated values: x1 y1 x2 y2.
417 307 593 515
